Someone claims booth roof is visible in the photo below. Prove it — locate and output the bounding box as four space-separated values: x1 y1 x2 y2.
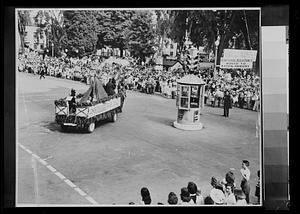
177 74 206 85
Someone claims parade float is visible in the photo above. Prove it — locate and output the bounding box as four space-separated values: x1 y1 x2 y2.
54 77 125 133
173 74 206 130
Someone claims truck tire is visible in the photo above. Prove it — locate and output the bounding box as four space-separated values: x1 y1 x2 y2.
111 113 117 122
61 124 67 131
87 122 95 133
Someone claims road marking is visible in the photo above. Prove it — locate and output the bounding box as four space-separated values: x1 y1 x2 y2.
39 159 48 166
64 179 77 188
46 165 57 173
74 187 87 197
32 154 40 160
18 143 99 205
85 196 98 205
54 171 66 180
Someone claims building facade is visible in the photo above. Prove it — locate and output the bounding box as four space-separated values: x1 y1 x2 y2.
23 26 47 52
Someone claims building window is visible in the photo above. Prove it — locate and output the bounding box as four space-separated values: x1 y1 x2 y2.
170 51 174 56
170 44 174 49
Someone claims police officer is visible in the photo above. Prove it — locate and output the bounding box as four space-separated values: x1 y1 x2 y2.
223 90 232 117
39 63 45 79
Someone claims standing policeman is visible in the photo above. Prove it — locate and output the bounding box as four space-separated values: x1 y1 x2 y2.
223 90 232 117
39 62 45 79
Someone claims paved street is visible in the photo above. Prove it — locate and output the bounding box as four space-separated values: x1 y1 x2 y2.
17 72 260 205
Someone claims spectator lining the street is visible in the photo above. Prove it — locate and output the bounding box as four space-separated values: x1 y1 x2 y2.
140 187 151 205
204 196 214 205
180 187 194 205
187 181 204 205
234 189 247 205
224 183 237 205
255 170 260 204
210 188 225 205
240 160 251 204
167 192 178 205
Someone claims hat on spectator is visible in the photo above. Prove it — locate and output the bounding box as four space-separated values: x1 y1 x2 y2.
210 188 225 205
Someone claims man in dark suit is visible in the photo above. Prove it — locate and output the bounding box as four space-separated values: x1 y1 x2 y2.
39 63 45 79
223 90 232 117
105 78 116 96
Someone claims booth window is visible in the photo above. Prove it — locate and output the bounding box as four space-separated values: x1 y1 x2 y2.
190 85 200 108
180 85 190 108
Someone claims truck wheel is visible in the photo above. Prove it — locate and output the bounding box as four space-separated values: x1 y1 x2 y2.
61 124 67 131
87 122 95 133
111 113 117 122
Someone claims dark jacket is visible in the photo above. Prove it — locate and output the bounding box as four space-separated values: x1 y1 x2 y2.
223 94 232 108
105 81 116 96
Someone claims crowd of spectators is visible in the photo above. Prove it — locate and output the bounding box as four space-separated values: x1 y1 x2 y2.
18 49 260 111
18 50 261 206
127 160 260 206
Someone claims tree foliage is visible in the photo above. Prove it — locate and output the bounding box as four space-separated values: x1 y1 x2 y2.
127 11 157 62
17 10 31 53
62 10 99 57
166 10 259 64
95 10 134 56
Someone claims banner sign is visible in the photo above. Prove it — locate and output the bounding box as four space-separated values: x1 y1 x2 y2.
88 97 121 118
220 58 253 69
223 49 257 61
198 62 214 69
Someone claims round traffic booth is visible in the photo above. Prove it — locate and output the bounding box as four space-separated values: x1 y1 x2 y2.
173 74 206 130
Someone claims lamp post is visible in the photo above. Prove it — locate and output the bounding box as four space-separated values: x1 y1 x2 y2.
214 35 220 78
65 48 68 58
51 43 54 57
232 36 237 49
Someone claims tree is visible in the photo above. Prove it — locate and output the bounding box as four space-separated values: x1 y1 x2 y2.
127 11 157 63
95 10 134 57
62 10 99 57
168 10 259 65
17 10 31 53
155 10 173 55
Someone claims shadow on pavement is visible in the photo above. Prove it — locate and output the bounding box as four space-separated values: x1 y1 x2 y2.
145 115 174 127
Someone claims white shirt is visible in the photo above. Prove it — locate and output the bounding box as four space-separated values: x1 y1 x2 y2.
225 193 236 205
240 168 250 181
180 200 194 205
235 199 247 206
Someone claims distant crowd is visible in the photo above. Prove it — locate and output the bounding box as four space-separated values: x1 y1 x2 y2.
18 49 260 111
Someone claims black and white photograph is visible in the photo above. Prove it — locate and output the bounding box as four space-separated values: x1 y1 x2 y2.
16 8 261 206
